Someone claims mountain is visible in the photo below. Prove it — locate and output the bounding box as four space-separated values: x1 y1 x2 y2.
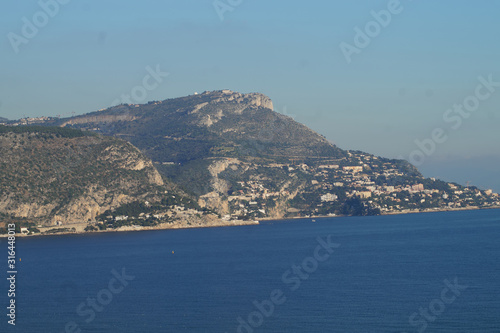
0 125 223 234
55 90 346 162
38 90 498 220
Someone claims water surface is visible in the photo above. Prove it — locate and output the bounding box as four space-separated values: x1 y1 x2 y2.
2 209 499 332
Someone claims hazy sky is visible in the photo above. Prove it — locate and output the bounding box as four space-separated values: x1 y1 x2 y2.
1 0 499 191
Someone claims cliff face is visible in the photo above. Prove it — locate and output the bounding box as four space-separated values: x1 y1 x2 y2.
0 129 168 225
209 90 274 110
61 113 138 127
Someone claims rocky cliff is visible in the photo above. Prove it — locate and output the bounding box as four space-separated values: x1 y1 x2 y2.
0 127 169 225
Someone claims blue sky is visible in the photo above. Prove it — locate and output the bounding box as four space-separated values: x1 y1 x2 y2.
1 0 499 191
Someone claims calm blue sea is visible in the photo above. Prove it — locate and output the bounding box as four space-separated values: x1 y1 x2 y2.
1 209 500 332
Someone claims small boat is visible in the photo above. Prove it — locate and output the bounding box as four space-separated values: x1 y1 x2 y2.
312 219 316 222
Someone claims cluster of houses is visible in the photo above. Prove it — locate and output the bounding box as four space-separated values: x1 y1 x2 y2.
222 152 499 218
97 204 202 226
6 116 54 126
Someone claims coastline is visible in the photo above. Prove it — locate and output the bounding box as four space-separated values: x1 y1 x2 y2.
1 219 260 238
259 205 500 221
3 205 499 238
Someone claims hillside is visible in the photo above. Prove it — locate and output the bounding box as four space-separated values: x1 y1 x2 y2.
10 91 500 222
54 90 346 163
47 91 367 194
0 126 222 233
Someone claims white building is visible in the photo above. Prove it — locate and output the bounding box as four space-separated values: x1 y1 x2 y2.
320 193 338 202
343 166 363 173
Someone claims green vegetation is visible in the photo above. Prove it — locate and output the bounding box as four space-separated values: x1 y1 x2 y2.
341 197 380 216
0 125 92 138
85 225 98 232
0 129 190 225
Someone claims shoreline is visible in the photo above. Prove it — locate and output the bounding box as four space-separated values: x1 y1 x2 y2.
259 205 500 221
2 205 499 238
1 219 260 238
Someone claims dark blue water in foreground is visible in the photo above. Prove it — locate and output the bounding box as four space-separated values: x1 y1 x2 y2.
1 209 500 332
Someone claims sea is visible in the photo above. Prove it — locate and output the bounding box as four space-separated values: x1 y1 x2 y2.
2 209 499 332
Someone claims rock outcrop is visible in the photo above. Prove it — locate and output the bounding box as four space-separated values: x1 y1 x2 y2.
0 128 170 225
